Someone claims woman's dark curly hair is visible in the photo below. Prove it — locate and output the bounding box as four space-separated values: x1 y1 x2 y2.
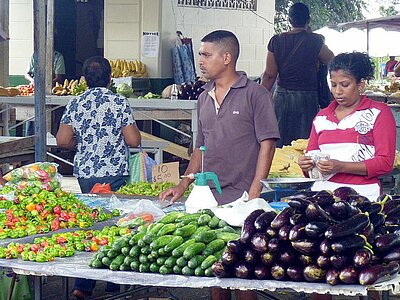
328 52 375 84
83 56 111 88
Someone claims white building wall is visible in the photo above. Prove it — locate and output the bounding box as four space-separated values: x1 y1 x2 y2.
9 0 33 75
9 0 275 78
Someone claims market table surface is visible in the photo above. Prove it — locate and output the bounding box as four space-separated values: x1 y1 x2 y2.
1 251 398 300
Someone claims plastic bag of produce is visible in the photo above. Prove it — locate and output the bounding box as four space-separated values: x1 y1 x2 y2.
128 149 156 184
0 269 31 300
3 162 58 183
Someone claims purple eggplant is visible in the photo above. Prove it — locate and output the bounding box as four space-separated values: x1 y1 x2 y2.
326 200 359 221
331 234 366 253
305 221 330 238
268 238 283 253
261 252 278 266
287 265 305 281
270 207 294 229
303 265 326 282
347 195 372 212
333 186 358 201
383 247 400 263
326 269 341 286
317 255 331 270
234 262 253 279
226 240 242 254
306 203 336 223
319 239 332 255
299 254 315 266
221 250 238 266
251 233 269 253
287 197 311 211
211 262 232 278
359 262 399 286
289 213 307 226
280 249 297 265
240 209 265 243
324 213 369 239
289 224 306 241
339 266 359 284
271 264 286 280
265 226 278 239
353 248 372 268
330 254 351 269
254 265 271 280
361 222 375 244
292 239 320 255
364 202 383 215
383 199 400 216
243 248 259 264
254 211 277 232
370 212 385 230
313 190 335 207
375 233 400 253
278 224 292 241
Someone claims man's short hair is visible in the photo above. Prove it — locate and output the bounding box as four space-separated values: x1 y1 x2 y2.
201 30 240 63
289 3 310 27
82 56 111 88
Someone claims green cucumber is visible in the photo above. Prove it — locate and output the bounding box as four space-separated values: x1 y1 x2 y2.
149 223 165 235
205 267 213 277
159 265 173 275
119 263 130 271
216 231 240 242
174 224 198 238
218 219 228 228
130 260 140 271
157 223 177 236
129 231 146 246
91 259 104 268
140 245 151 255
129 245 141 258
172 239 196 257
173 265 182 274
123 256 135 266
156 257 167 266
183 242 206 260
164 236 184 253
198 214 212 226
101 256 112 267
175 213 202 224
107 249 119 259
208 216 220 229
195 266 205 276
164 256 178 268
176 256 188 267
192 230 217 243
182 266 195 276
188 255 206 269
109 254 125 271
159 211 184 224
121 246 130 256
139 263 150 273
201 255 218 270
150 235 174 250
149 262 160 273
202 239 226 257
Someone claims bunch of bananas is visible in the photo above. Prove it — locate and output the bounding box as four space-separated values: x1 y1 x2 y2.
52 77 87 96
269 139 309 178
109 59 148 78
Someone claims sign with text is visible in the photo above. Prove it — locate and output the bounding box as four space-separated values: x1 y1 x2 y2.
152 162 180 185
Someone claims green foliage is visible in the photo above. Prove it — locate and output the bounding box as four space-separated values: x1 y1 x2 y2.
274 0 367 33
378 5 398 16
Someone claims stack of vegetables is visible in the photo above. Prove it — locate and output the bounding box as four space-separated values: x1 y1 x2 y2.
89 210 240 276
0 185 116 239
117 182 192 197
0 226 129 262
212 187 400 286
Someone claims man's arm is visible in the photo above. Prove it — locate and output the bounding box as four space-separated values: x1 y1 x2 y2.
159 148 202 203
318 44 334 65
248 139 276 199
56 124 76 149
261 52 278 91
122 124 141 148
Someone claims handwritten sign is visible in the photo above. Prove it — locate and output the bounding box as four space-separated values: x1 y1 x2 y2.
152 162 180 185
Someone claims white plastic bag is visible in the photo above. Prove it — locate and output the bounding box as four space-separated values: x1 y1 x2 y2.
211 192 274 227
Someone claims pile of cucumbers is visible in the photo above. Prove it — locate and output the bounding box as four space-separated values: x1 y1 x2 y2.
89 209 240 276
212 187 400 286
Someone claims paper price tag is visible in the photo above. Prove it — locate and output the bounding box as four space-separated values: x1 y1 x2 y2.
152 162 180 185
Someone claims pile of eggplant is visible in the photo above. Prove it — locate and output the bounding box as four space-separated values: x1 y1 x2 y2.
211 187 400 286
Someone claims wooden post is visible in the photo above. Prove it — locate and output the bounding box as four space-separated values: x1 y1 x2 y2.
33 0 47 161
0 0 9 87
46 0 54 95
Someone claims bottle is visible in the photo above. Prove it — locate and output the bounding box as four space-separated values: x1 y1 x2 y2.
170 84 178 100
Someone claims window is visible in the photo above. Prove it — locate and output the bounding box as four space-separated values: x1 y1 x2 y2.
177 0 257 11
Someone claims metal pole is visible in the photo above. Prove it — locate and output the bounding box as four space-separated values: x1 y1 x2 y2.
33 0 47 161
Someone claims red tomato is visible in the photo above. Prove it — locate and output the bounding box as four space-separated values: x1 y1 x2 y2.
53 206 62 214
30 244 40 252
50 219 60 231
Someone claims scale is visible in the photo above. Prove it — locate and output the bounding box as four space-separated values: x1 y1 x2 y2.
260 178 316 202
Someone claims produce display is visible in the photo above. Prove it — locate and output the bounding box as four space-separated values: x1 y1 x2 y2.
179 80 206 100
138 92 162 99
116 182 192 197
0 184 116 239
109 59 148 78
212 187 400 286
0 86 20 97
89 210 240 275
51 77 88 96
269 139 308 178
0 226 129 262
17 84 35 96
